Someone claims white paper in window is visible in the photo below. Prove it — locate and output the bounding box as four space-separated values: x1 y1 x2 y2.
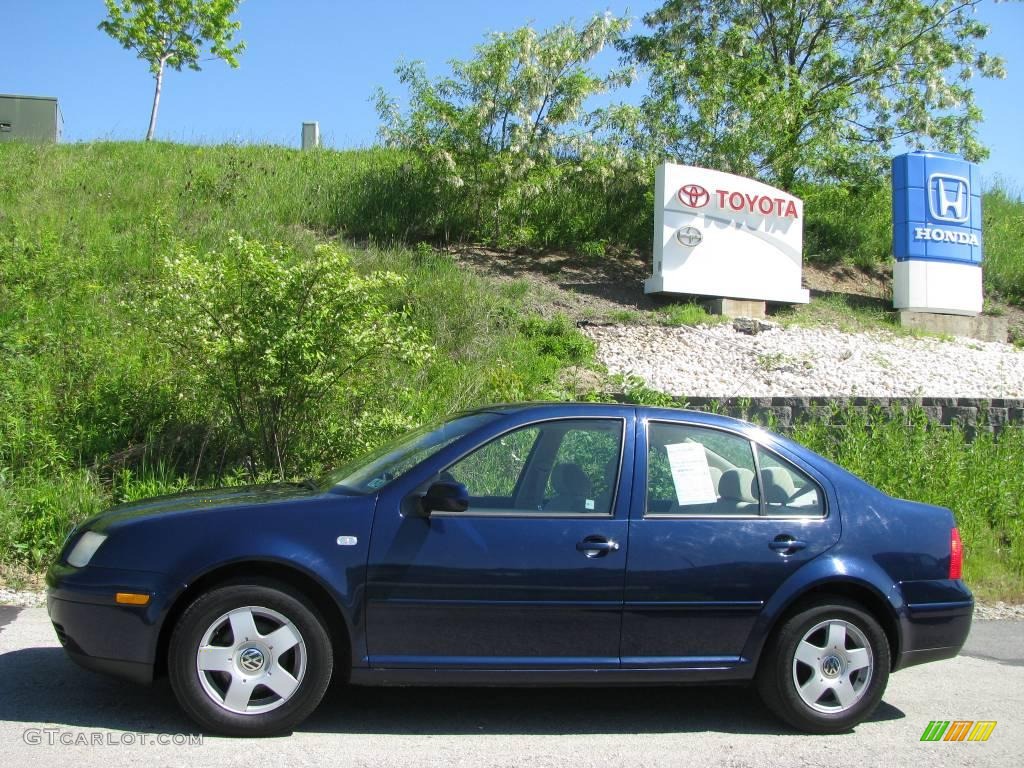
664 442 717 506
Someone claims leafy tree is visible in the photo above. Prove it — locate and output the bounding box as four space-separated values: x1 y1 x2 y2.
376 15 632 244
147 234 431 478
99 0 245 141
623 0 1007 188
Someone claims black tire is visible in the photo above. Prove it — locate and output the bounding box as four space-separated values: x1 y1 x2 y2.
168 580 333 737
756 597 890 734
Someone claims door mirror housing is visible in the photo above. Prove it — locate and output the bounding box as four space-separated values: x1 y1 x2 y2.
419 480 470 516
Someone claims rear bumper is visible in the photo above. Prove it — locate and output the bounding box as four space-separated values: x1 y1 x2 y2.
894 580 974 671
46 562 181 685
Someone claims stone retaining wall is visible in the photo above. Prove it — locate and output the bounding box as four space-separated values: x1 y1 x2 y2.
672 396 1024 436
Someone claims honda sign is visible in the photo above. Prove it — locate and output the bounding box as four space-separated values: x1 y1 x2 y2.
892 151 983 315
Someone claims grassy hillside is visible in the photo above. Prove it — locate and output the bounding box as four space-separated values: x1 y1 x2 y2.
1 141 1022 599
0 142 594 569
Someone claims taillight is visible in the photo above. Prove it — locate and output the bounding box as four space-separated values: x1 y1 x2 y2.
949 527 963 580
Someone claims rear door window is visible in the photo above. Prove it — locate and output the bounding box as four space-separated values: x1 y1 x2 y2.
646 422 760 516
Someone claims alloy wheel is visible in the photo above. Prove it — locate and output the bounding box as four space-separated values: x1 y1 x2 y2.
194 605 308 715
791 618 873 713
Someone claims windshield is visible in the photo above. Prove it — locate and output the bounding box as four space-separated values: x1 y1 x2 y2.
319 412 499 494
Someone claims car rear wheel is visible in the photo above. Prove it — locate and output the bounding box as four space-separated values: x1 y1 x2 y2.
756 597 890 733
168 581 332 736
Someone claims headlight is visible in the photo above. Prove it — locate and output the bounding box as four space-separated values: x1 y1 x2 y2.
66 531 108 568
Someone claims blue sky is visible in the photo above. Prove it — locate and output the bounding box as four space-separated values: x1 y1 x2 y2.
2 0 1022 190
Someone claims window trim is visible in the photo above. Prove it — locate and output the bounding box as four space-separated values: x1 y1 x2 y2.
430 416 627 520
641 419 828 521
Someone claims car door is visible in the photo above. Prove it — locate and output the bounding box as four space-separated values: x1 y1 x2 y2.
621 416 840 667
365 411 633 669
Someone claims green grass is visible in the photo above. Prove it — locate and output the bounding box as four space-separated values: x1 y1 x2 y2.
774 292 953 341
2 140 1023 599
0 141 598 568
790 408 1024 601
982 184 1024 305
773 293 901 334
655 302 729 327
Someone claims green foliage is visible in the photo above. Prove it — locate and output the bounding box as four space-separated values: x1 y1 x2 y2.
99 0 245 139
774 293 901 334
0 142 599 570
982 183 1024 304
798 182 892 266
791 408 1024 599
376 15 640 247
655 301 727 327
520 315 595 365
99 0 244 76
147 234 431 477
624 0 1006 188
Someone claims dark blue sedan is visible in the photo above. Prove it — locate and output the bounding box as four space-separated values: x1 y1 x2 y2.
47 403 972 736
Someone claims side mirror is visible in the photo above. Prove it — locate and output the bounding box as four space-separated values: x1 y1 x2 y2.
419 480 470 516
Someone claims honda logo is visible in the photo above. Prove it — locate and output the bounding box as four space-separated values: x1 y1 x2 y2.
928 173 970 224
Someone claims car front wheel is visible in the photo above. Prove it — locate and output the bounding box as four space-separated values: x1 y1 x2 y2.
168 581 333 736
756 597 890 733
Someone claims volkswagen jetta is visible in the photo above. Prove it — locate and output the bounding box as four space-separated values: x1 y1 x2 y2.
47 403 973 736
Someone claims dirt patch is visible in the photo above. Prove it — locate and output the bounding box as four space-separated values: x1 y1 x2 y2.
802 262 892 300
447 245 1024 341
449 245 658 321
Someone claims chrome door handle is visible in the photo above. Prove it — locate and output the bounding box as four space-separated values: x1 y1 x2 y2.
576 536 619 558
769 535 807 554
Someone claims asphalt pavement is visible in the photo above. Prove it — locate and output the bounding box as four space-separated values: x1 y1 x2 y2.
1 606 1021 767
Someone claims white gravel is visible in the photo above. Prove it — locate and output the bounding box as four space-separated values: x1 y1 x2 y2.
975 601 1024 621
0 588 45 607
585 323 1024 398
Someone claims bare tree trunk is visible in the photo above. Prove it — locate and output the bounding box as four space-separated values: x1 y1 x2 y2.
146 62 164 141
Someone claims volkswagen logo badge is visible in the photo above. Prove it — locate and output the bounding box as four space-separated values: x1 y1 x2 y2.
238 647 265 673
820 654 843 678
675 226 703 247
677 183 710 209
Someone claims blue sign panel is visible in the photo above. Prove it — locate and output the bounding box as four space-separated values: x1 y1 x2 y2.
892 151 982 264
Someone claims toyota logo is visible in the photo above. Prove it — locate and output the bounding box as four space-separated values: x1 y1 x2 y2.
677 184 710 209
675 226 703 247
238 647 265 673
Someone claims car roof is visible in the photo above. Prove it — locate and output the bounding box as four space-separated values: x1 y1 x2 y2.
469 401 760 433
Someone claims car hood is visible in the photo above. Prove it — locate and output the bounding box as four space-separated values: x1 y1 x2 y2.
81 483 322 532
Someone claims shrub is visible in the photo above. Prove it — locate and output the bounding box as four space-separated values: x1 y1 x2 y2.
376 15 633 247
146 234 432 477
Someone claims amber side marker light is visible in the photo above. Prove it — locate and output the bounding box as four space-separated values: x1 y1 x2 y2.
115 592 151 606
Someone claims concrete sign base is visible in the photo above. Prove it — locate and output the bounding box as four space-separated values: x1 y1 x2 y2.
702 298 767 319
898 310 1007 343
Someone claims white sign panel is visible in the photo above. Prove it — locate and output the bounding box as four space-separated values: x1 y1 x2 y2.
665 442 718 506
645 163 810 304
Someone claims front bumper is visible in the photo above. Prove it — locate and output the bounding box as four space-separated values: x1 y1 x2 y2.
894 579 974 671
46 562 182 685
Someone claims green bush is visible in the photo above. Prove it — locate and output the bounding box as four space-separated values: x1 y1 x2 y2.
0 142 603 570
798 182 892 267
983 183 1024 304
791 407 1024 599
147 234 431 477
